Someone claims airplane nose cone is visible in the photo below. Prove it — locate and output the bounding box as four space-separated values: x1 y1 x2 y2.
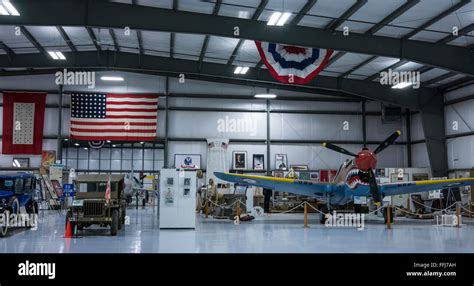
355 150 377 171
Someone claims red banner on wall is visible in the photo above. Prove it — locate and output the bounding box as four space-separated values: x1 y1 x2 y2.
2 91 47 155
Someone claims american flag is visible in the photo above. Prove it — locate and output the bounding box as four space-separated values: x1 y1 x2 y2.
70 93 158 141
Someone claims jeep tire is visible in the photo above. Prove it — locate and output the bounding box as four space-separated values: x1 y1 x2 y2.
110 209 118 236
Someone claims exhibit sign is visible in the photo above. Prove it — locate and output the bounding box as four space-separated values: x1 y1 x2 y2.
174 154 201 169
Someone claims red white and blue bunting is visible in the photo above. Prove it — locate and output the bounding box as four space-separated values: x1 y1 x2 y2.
255 41 333 84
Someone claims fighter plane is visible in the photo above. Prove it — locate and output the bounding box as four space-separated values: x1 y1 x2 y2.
215 130 474 219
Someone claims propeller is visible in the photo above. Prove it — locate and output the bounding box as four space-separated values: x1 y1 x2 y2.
321 130 401 206
322 142 358 157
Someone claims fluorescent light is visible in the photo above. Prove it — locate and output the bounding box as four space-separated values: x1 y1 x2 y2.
234 66 242 74
112 144 117 148
106 140 111 143
101 76 124 81
140 142 144 144
84 147 88 150
0 5 9 15
74 143 80 146
56 51 66 60
276 12 291 26
234 66 249 75
267 12 282 26
48 51 59 60
48 51 66 60
64 138 69 141
392 82 413 89
3 1 19 16
255 94 277 99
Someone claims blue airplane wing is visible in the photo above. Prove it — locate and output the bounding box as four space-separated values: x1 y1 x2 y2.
214 172 332 198
380 177 474 197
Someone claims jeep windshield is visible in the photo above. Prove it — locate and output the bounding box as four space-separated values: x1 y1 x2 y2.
78 182 118 193
0 178 15 191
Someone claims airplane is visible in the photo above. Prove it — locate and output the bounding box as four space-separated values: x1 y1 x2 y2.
214 130 474 222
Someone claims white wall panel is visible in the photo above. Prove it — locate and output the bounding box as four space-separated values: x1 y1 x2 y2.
270 114 362 141
410 113 425 141
444 84 474 102
366 116 406 141
169 97 266 110
447 136 474 170
411 143 430 168
445 100 474 136
270 100 363 112
168 111 266 139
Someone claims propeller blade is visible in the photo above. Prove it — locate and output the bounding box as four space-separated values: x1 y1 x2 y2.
322 142 358 157
367 169 382 206
374 130 401 154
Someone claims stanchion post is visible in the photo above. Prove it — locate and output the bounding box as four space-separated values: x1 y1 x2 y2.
304 202 308 228
386 205 392 229
205 200 209 218
456 202 460 227
236 200 241 218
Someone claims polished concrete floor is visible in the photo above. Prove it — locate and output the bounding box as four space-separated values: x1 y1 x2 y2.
1 208 473 253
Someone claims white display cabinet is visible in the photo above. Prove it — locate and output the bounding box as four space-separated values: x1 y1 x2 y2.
159 169 196 229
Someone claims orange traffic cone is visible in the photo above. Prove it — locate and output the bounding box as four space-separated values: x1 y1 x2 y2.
64 220 74 238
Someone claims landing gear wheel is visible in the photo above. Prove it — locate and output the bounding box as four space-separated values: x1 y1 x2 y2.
110 209 118 236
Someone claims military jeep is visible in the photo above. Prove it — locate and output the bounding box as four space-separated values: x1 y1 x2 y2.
66 174 126 236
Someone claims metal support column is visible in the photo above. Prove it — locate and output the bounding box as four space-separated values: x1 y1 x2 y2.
164 77 170 168
266 99 271 176
57 85 64 163
406 108 412 167
420 91 448 177
362 101 367 147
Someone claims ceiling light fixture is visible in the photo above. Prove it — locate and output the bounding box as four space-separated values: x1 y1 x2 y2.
392 82 413 89
101 76 125 81
234 66 249 75
267 12 282 26
267 12 291 26
74 143 80 146
255 94 277 99
48 51 66 60
276 12 291 26
1 1 20 16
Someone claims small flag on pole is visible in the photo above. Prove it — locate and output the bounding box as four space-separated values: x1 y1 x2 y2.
105 176 111 204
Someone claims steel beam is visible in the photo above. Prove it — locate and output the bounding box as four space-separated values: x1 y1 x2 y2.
0 50 436 109
1 0 472 75
402 0 471 40
419 91 449 176
57 26 77 52
325 0 368 31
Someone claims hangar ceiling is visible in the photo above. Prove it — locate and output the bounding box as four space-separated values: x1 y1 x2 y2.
0 0 471 97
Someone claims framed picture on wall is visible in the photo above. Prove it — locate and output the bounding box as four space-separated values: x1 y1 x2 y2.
310 172 320 181
273 171 284 178
253 154 265 170
174 154 201 169
233 151 247 170
12 158 29 168
299 172 310 180
275 154 287 170
290 164 309 171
